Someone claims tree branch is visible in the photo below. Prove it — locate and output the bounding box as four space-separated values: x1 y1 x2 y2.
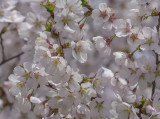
0 33 6 61
152 13 160 98
57 33 65 58
0 52 24 66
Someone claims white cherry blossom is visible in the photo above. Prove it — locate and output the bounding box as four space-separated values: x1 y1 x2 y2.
71 40 93 63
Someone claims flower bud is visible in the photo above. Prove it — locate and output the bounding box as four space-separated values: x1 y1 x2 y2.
146 105 156 114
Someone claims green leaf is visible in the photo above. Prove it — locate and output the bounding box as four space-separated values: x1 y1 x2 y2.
44 22 52 32
65 42 70 48
140 96 146 106
1 26 7 34
42 2 55 13
56 47 62 55
81 0 88 6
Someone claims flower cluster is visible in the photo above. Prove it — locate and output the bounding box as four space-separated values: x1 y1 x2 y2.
0 0 160 119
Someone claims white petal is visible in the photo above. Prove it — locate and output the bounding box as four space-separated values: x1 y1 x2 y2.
142 27 152 38
30 96 41 104
56 0 66 8
138 79 147 90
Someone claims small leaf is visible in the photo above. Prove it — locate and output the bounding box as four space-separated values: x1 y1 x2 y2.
1 26 7 34
42 2 55 13
140 96 146 106
64 42 70 48
56 47 62 55
45 22 52 32
81 0 88 6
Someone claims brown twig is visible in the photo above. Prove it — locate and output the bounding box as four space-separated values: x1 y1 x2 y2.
0 52 24 66
0 33 6 61
152 13 160 98
57 33 65 58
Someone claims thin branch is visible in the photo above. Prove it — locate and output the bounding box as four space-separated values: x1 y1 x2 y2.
152 52 158 99
156 13 160 32
152 13 160 98
0 33 6 61
57 33 65 58
0 52 24 66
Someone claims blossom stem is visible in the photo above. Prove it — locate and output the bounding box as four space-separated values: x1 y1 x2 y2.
84 3 93 11
110 34 116 41
130 45 141 56
57 33 65 58
156 13 160 33
152 52 158 99
78 16 86 24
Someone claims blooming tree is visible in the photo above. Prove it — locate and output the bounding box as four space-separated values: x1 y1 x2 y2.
0 0 160 119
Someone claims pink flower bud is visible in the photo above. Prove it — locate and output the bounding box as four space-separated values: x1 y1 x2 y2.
146 105 156 114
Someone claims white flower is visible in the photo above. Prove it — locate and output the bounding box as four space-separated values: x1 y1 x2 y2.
71 40 93 63
79 82 96 102
54 9 78 32
26 73 48 90
114 102 139 119
34 46 52 66
92 3 110 27
93 36 111 56
89 97 109 118
26 12 45 29
68 71 82 91
136 55 156 73
117 65 141 83
153 93 160 112
56 0 84 18
66 0 84 17
113 52 134 67
36 32 49 48
127 27 145 47
103 8 116 30
16 97 31 113
93 67 113 91
0 10 25 23
17 22 33 39
77 104 90 118
114 19 132 37
13 66 25 76
128 55 156 89
45 56 66 74
141 27 160 54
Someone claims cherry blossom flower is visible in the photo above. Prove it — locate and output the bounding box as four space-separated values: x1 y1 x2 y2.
71 40 93 63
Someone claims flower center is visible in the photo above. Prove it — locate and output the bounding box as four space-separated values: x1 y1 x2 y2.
131 33 138 41
100 11 107 19
95 101 103 111
145 38 153 45
34 19 41 27
74 46 82 53
144 63 150 70
62 17 70 25
52 58 61 66
109 13 116 22
124 23 130 32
